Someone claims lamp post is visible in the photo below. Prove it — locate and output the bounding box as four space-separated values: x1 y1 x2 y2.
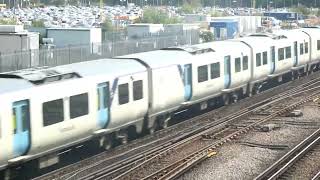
232 0 236 8
269 1 273 10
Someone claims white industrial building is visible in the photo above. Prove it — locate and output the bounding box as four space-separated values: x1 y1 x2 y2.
46 27 101 53
0 25 39 54
211 16 262 35
127 24 164 39
164 24 200 33
183 14 211 23
0 25 40 68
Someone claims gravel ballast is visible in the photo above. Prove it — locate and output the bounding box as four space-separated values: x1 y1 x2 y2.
179 102 320 180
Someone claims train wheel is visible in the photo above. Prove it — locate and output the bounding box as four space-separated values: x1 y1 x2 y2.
149 127 155 135
120 133 128 145
149 120 160 135
162 120 169 129
223 94 230 105
100 136 112 150
104 139 112 150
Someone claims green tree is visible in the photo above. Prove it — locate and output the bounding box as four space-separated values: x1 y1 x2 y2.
102 19 114 32
180 4 194 14
32 20 45 27
292 5 311 16
317 9 320 17
200 31 214 43
140 8 181 24
210 10 224 17
0 18 17 25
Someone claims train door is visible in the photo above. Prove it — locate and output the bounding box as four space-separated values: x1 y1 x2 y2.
224 55 231 88
183 64 192 101
12 100 31 157
270 46 276 74
97 82 110 128
294 41 298 66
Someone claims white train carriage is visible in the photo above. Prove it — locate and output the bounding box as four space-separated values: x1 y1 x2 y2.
174 45 226 107
301 27 320 70
273 30 310 74
204 41 252 101
233 35 278 94
118 50 188 130
250 33 296 79
53 59 149 146
234 36 273 87
0 79 34 171
0 58 149 170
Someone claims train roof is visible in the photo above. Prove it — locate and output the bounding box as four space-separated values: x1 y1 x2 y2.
0 58 145 94
272 29 309 41
232 36 275 50
118 49 194 67
301 27 320 37
204 40 249 53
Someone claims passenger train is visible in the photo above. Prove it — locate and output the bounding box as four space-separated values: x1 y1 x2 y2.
1 27 320 178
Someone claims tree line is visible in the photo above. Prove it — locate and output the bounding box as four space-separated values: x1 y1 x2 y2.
1 0 320 8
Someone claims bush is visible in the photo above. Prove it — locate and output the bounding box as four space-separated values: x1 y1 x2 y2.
200 31 214 42
102 19 114 32
0 18 18 25
140 8 181 24
32 20 45 27
292 5 311 16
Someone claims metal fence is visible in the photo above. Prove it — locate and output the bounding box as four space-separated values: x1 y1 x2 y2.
0 30 200 73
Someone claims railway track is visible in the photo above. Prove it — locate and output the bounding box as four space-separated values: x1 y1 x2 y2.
69 82 320 179
254 127 320 180
312 171 320 180
35 73 320 180
112 90 320 180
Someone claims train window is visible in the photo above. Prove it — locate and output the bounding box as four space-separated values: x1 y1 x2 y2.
43 99 64 126
300 43 304 55
210 62 220 79
21 105 30 132
278 48 285 61
198 65 208 83
263 51 268 65
235 57 241 72
97 85 108 110
256 53 261 67
118 83 129 105
305 42 309 53
243 56 248 70
13 110 17 133
133 80 143 101
318 40 320 50
70 93 89 119
285 47 291 59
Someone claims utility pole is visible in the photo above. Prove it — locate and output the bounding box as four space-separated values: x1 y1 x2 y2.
251 0 256 8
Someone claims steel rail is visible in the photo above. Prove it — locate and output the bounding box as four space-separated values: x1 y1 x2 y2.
139 92 320 180
255 125 320 180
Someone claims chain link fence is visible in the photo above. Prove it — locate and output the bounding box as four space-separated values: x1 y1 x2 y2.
0 30 199 73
